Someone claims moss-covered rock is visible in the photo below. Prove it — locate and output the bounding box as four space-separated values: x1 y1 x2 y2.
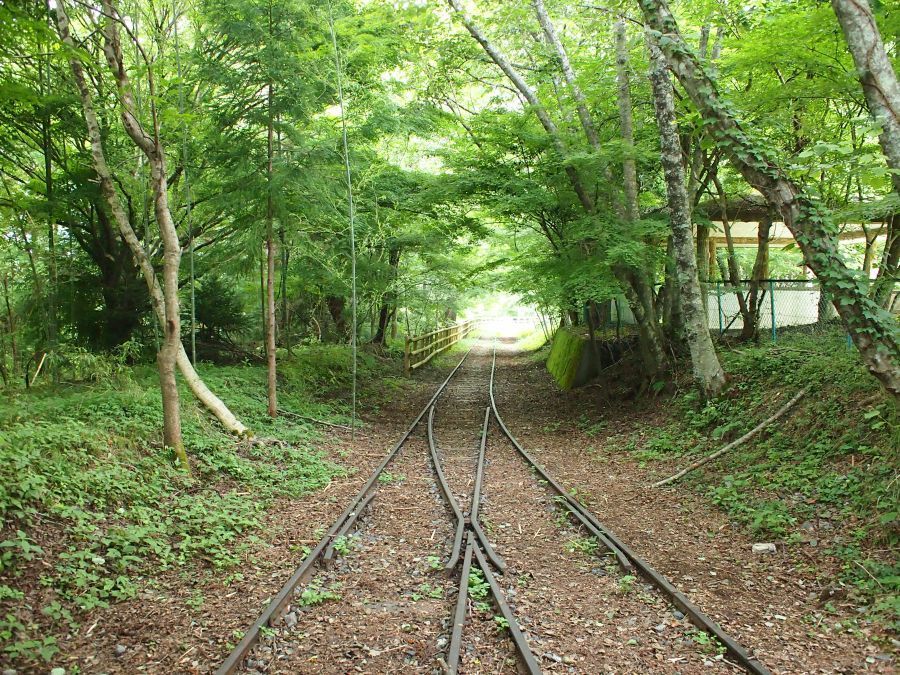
546 328 588 389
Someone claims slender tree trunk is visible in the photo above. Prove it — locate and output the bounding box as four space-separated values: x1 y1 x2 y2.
95 0 187 469
873 214 899 307
696 224 710 311
615 20 668 377
640 0 900 393
55 0 248 440
372 246 401 346
713 175 750 329
741 215 772 341
647 38 726 397
327 295 348 338
40 30 57 370
616 21 640 224
445 0 595 213
2 275 17 380
265 68 277 418
532 0 599 150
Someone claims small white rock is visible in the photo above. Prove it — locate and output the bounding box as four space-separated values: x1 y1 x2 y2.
751 543 776 554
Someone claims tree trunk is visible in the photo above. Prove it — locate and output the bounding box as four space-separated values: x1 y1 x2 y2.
327 295 348 338
696 223 710 312
445 0 595 214
741 215 772 341
372 246 401 346
40 43 57 371
56 0 248 441
873 213 899 307
616 21 640 224
96 0 187 470
265 65 277 418
640 0 900 393
615 20 668 377
831 0 900 198
2 275 17 380
647 38 726 397
713 175 751 328
532 0 599 150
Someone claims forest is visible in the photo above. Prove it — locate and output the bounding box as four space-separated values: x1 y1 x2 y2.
0 0 898 672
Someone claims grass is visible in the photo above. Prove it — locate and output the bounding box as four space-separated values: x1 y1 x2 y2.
615 329 899 629
0 343 404 666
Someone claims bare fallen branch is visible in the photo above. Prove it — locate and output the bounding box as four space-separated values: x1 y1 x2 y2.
652 385 811 488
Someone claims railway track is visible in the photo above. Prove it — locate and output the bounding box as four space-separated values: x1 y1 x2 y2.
216 341 770 674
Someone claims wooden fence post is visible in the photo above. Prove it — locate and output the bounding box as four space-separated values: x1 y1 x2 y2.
403 336 411 376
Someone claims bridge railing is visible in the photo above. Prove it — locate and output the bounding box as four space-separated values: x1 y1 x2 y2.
403 320 476 375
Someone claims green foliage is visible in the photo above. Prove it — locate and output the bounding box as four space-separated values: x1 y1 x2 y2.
564 537 599 556
467 568 489 601
298 582 341 607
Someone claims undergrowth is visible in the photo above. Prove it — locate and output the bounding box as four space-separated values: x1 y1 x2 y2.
619 330 898 630
0 344 400 666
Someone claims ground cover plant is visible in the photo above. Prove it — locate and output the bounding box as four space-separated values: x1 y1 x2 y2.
613 329 899 631
0 345 398 665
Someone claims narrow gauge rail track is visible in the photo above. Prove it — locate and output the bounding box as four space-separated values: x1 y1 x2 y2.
216 341 770 675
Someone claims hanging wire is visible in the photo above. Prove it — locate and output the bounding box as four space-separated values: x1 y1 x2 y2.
173 0 197 364
329 8 358 441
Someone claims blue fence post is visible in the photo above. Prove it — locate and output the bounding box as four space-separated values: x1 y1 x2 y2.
716 280 723 336
770 279 777 343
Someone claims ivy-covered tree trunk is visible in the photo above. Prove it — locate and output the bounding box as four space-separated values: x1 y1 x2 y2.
831 0 900 199
639 0 900 394
647 38 726 397
55 0 248 440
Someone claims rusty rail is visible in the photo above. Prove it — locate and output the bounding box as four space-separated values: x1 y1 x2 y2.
488 346 771 675
404 319 476 374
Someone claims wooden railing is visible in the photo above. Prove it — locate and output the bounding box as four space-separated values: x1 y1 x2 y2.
403 320 476 375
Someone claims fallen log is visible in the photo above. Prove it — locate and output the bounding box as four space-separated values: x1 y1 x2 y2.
652 385 811 488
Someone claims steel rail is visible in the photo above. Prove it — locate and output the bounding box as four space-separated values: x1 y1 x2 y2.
471 406 490 521
427 401 506 572
214 347 474 675
446 534 474 674
426 406 466 570
488 347 771 675
471 534 543 675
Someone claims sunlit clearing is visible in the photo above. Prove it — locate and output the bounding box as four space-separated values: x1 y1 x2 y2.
466 293 543 339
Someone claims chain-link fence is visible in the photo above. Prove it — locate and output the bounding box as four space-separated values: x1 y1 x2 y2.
599 279 897 343
707 279 898 341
